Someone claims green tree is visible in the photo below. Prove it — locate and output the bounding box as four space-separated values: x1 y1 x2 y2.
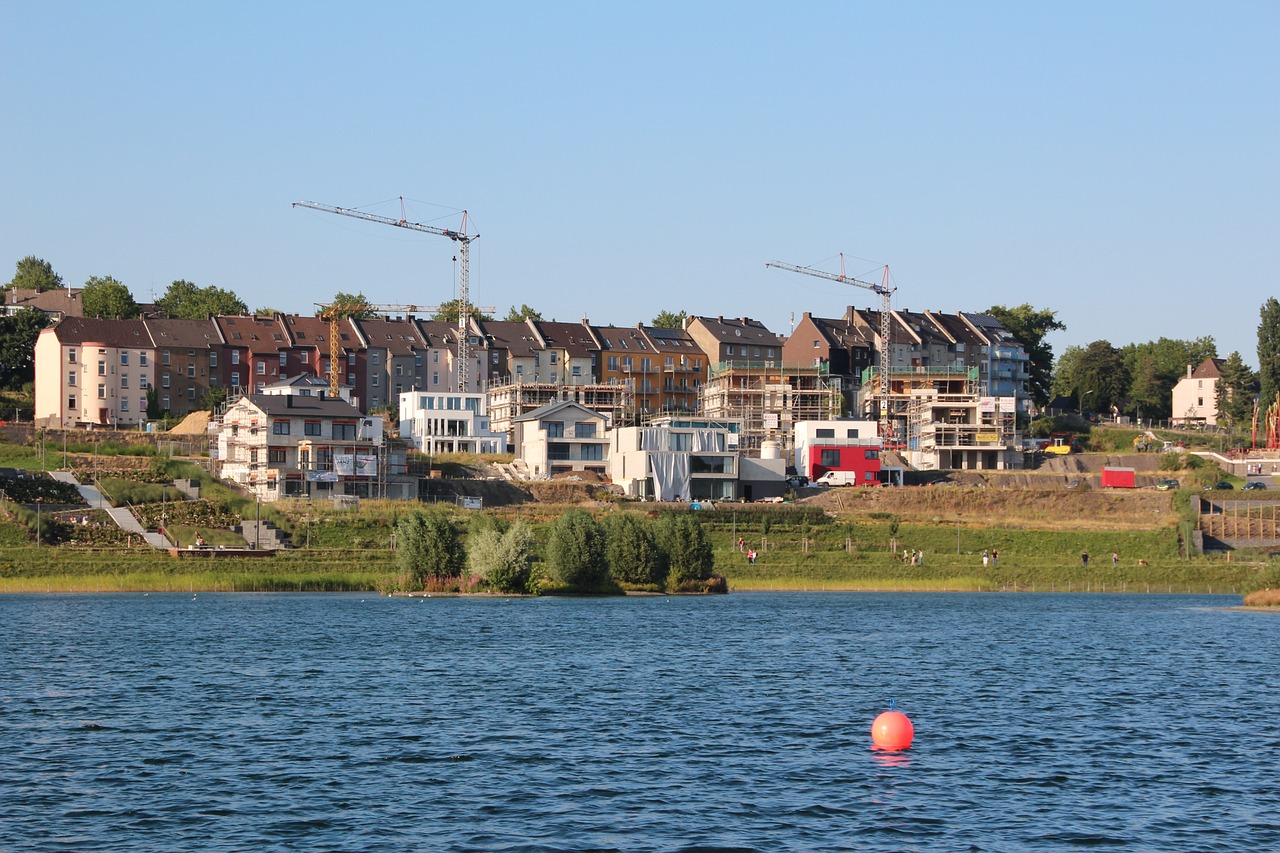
6 256 63 292
145 387 164 419
253 306 282 316
1258 297 1280 408
320 291 376 319
202 386 229 413
1215 351 1256 431
504 304 543 322
545 509 608 589
82 275 140 319
396 511 465 585
1060 340 1130 415
431 298 493 323
469 519 535 593
1119 336 1217 418
0 308 51 388
155 279 247 319
602 512 666 587
650 309 687 330
985 304 1065 406
655 514 714 589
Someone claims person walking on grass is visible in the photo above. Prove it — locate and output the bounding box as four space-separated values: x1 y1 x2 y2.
1112 551 1119 568
1082 550 1090 567
982 549 989 568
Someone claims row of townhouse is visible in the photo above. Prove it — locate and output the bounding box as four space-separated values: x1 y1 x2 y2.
33 307 1031 461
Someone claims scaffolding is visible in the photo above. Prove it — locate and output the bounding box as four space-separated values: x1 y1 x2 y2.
902 371 1022 471
700 361 843 456
484 380 634 437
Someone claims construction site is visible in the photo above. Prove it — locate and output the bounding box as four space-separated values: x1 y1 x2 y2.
699 361 844 456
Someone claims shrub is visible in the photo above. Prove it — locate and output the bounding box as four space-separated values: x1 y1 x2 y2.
602 512 666 587
656 514 714 590
396 511 465 585
470 519 535 593
545 509 608 589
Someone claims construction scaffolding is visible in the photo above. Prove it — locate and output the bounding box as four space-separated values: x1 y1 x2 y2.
485 380 635 437
901 368 1022 470
700 361 843 456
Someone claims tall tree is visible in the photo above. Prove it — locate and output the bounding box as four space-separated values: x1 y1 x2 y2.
985 304 1065 406
0 308 51 388
504 304 543 322
1120 336 1218 418
650 309 687 330
1258 297 1280 408
431 298 493 323
1062 340 1130 415
545 509 608 589
6 256 63 292
81 275 140 319
155 280 247 319
320 291 376 319
1215 351 1256 431
396 511 464 585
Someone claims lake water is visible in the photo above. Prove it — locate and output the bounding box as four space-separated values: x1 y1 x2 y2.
2 592 1277 851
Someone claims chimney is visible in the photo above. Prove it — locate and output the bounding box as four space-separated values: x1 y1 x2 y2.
1187 364 1193 378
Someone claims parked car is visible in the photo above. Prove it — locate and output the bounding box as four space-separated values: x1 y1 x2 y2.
1207 481 1234 490
1155 479 1180 491
1242 481 1268 491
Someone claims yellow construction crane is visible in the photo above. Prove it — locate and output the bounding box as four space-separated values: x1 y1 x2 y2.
293 198 481 391
766 255 896 440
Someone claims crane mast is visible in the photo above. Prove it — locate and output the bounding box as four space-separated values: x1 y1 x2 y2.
294 199 479 391
766 258 896 440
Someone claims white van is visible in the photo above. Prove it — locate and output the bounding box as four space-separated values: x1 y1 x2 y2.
816 470 860 487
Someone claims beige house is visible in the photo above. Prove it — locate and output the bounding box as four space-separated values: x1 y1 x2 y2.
34 318 154 428
1171 358 1224 426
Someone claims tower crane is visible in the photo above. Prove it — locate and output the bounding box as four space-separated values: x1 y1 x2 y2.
766 256 896 440
293 198 480 391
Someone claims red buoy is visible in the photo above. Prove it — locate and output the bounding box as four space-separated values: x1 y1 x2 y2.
871 707 914 750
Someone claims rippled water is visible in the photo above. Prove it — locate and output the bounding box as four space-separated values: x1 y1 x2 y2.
2 592 1277 851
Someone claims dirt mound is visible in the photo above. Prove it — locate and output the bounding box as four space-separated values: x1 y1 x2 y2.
802 485 1177 531
168 411 211 435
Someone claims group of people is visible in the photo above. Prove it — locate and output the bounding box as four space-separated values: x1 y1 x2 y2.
737 537 758 565
982 549 999 567
902 548 924 566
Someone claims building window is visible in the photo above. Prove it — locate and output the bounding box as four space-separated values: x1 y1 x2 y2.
333 422 356 440
257 362 265 375
68 395 76 409
68 372 76 386
121 352 129 365
489 352 497 364
210 351 217 367
98 361 106 376
187 364 195 377
580 444 603 461
162 374 170 388
273 420 291 435
268 449 287 464
121 375 129 389
280 352 287 366
210 375 219 387
607 356 618 371
432 372 439 386
187 387 195 401
822 449 842 468
347 373 354 385
300 350 308 364
816 428 835 438
372 374 379 387
515 365 523 376
865 449 879 460
575 422 597 438
68 348 76 363
162 351 171 366
120 398 129 412
231 371 240 387
395 363 403 376
545 422 565 438
572 365 581 377
140 352 147 366
162 395 170 410
231 350 240 364
347 353 355 365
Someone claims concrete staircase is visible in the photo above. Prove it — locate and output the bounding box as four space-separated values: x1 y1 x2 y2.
235 519 292 550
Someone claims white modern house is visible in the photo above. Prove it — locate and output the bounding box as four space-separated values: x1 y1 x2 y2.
398 391 508 455
511 400 608 478
609 416 745 501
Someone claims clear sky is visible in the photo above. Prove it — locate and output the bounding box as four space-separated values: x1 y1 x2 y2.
2 1 1276 368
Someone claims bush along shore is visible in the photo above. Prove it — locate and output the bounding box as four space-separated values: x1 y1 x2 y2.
2 504 1275 598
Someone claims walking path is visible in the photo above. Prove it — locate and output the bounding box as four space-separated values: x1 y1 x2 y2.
49 471 171 549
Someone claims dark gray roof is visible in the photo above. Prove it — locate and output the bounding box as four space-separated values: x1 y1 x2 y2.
243 394 364 418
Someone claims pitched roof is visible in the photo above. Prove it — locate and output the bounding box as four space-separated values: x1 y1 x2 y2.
214 315 290 355
924 311 986 346
593 324 651 353
802 315 874 349
144 317 221 349
533 320 597 358
5 288 84 317
477 320 541 357
240 394 364 418
46 317 150 347
1191 357 1224 379
354 316 427 356
689 316 783 346
637 324 707 356
414 319 462 353
512 399 605 423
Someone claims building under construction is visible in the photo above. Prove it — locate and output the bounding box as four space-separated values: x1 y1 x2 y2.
485 380 635 438
699 361 844 457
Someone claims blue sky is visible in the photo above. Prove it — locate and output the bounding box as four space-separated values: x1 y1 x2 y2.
2 1 1276 368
